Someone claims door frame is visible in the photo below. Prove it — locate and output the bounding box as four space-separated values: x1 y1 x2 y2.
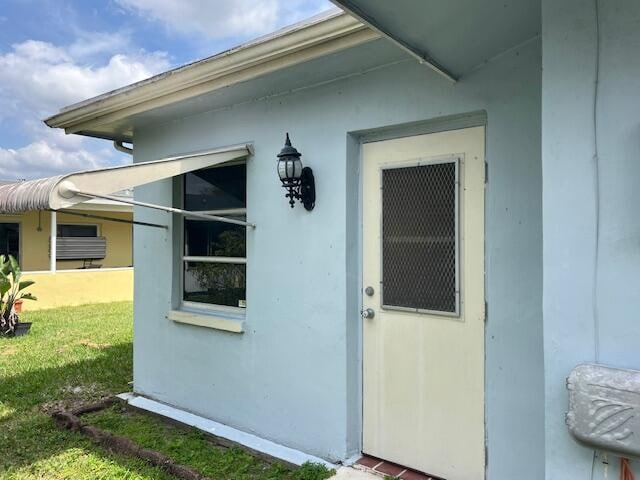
350 113 488 474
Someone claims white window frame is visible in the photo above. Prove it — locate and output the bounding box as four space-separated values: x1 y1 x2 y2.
180 161 247 315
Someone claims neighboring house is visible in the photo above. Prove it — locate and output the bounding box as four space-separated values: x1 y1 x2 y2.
0 1 637 479
0 190 133 271
0 185 134 308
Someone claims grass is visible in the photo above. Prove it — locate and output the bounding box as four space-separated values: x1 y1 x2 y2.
0 302 333 480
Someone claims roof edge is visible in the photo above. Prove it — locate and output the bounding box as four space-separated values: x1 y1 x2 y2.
45 10 377 136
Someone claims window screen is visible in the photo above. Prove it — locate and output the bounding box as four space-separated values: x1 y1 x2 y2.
381 161 458 314
57 224 98 237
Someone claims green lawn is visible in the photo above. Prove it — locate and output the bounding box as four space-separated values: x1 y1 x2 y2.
0 303 332 480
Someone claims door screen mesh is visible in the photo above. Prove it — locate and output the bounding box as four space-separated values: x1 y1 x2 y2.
381 161 458 313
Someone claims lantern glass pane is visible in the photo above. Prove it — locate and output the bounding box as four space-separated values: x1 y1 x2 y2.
278 160 289 180
278 158 303 181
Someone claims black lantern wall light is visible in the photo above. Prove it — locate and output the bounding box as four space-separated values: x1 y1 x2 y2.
277 133 315 211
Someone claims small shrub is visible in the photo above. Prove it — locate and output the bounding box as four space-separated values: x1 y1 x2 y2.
293 462 335 480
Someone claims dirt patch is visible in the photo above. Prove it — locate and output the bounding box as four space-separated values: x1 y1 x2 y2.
78 339 111 350
0 346 19 357
41 384 106 414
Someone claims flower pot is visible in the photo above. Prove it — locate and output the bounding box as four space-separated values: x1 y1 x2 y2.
13 322 31 337
14 300 23 313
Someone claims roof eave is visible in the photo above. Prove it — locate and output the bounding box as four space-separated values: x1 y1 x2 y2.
44 11 378 139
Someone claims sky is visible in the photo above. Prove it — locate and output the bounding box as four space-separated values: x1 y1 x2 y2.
0 0 334 180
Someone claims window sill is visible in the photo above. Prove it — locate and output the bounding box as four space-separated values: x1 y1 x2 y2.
167 309 244 333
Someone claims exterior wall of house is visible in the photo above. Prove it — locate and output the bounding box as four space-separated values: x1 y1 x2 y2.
133 38 543 477
0 210 133 271
542 0 640 478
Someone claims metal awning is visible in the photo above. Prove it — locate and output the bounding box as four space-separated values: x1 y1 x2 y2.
0 143 254 227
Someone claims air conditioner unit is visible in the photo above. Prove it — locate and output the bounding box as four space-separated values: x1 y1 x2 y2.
567 363 640 458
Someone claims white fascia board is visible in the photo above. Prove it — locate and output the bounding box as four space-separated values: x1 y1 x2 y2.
45 12 377 138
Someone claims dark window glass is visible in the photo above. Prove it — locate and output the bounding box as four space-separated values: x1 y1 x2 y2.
183 163 247 308
382 162 457 313
184 219 246 257
184 164 246 211
184 262 246 308
57 224 98 237
0 223 20 260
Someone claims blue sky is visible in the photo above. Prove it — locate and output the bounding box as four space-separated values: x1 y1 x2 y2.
0 0 333 179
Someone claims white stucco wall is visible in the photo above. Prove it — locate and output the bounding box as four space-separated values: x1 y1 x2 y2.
543 0 640 477
132 38 543 478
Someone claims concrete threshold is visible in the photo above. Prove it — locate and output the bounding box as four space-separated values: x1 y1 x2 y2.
330 466 382 479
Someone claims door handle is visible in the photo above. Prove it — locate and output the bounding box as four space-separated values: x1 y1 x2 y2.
361 308 375 319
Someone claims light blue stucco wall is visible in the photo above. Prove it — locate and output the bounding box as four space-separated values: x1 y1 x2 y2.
133 38 543 477
542 0 640 478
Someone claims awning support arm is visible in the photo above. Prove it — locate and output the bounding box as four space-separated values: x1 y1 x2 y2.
56 209 168 230
72 190 256 228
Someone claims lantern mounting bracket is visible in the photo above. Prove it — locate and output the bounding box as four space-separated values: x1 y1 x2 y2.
299 167 315 211
281 167 315 211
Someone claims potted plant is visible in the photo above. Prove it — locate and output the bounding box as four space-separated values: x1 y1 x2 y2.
0 255 37 337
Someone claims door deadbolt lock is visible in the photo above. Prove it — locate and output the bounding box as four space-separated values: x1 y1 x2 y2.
361 308 375 319
364 286 375 296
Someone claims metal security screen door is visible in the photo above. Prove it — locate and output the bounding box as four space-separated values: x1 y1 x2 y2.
362 127 485 480
381 160 459 315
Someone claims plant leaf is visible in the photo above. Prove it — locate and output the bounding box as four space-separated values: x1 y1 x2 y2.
0 260 10 276
8 255 18 272
7 255 20 283
18 280 35 291
0 279 10 298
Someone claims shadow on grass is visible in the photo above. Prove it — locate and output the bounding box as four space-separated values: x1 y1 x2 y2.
1 342 132 412
0 343 180 479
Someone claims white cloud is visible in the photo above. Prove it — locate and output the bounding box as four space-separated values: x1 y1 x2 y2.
0 0 334 180
0 128 126 180
115 0 334 39
68 31 132 59
0 38 169 120
0 35 169 179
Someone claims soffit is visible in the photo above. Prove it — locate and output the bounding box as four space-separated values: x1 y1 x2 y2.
331 0 541 80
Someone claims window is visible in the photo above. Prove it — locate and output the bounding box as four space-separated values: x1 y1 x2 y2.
0 223 20 261
182 163 247 309
55 224 105 261
381 160 459 315
57 224 98 237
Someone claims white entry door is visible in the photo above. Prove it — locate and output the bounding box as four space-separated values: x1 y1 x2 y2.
362 127 485 480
